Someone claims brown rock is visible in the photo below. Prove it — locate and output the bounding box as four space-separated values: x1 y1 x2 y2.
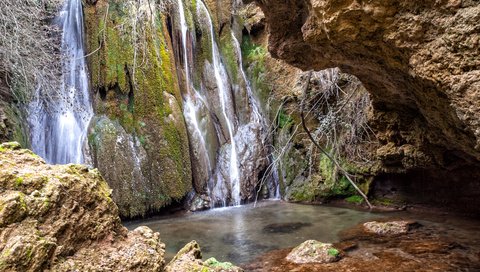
363 220 418 235
0 142 165 271
253 0 480 213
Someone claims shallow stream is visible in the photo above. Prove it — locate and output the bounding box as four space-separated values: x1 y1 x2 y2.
126 201 382 264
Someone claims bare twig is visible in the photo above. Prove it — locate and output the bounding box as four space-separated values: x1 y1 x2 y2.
300 71 373 210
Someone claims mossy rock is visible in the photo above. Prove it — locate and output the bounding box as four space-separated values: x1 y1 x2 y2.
85 0 192 218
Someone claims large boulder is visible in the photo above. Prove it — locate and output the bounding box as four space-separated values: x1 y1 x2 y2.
0 142 165 271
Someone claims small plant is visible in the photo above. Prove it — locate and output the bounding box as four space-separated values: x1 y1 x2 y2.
327 248 340 257
278 109 294 129
345 195 364 204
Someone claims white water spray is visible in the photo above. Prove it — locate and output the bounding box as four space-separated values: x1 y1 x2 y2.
198 1 241 206
28 0 93 164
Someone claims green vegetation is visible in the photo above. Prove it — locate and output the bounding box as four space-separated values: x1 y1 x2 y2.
15 177 23 187
204 258 235 269
345 195 364 204
278 109 294 129
219 33 239 84
241 35 268 103
327 248 340 257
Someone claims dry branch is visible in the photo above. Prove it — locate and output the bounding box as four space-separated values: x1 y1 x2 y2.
300 71 373 210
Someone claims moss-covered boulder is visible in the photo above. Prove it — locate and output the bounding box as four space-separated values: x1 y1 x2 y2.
84 0 192 218
0 142 165 271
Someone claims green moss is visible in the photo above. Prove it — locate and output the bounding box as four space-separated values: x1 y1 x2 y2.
204 258 234 269
278 109 294 129
241 35 268 104
15 177 23 187
319 154 335 186
0 142 21 151
327 248 340 257
219 32 239 84
345 195 364 204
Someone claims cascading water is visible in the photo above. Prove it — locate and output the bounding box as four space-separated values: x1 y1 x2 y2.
197 1 241 206
28 0 93 164
231 34 263 125
176 0 212 171
231 33 281 200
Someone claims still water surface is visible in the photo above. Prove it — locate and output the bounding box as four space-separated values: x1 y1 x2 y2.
126 201 382 264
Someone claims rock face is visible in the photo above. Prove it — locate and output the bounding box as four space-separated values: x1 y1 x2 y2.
286 240 340 264
252 0 480 212
0 142 165 271
84 0 192 218
240 4 377 203
165 241 243 272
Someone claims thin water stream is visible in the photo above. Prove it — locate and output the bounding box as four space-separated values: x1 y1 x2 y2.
28 0 93 164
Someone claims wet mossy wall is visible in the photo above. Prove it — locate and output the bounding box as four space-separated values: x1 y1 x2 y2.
84 0 192 218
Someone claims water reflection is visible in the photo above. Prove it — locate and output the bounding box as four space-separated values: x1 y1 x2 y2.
125 201 382 264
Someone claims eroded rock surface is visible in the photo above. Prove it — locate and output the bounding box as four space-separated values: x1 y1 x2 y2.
0 142 165 271
251 0 480 212
85 0 192 218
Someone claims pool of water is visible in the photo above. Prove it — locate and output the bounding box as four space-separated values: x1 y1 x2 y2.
125 201 383 264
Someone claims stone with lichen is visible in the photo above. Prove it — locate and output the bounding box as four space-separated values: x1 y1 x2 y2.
286 240 341 264
0 142 165 271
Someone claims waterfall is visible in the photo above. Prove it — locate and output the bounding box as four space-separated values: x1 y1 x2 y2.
197 1 241 206
231 34 264 127
231 33 281 200
28 0 93 164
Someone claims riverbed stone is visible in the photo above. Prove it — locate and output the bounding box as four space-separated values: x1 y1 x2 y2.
363 220 418 235
286 240 341 264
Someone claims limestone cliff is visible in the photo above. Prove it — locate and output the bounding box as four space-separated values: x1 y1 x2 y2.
0 142 165 271
250 0 480 212
84 0 192 218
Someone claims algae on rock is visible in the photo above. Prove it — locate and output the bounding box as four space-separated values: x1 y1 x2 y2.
0 142 165 271
85 0 192 218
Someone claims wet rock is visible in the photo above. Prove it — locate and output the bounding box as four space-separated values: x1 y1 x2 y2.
246 217 480 271
0 143 165 271
189 194 211 212
165 241 243 272
286 240 341 264
85 0 192 218
363 220 419 235
262 222 312 234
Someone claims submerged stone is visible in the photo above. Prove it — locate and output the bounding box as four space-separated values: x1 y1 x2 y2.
286 240 341 264
363 220 419 235
262 222 312 234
